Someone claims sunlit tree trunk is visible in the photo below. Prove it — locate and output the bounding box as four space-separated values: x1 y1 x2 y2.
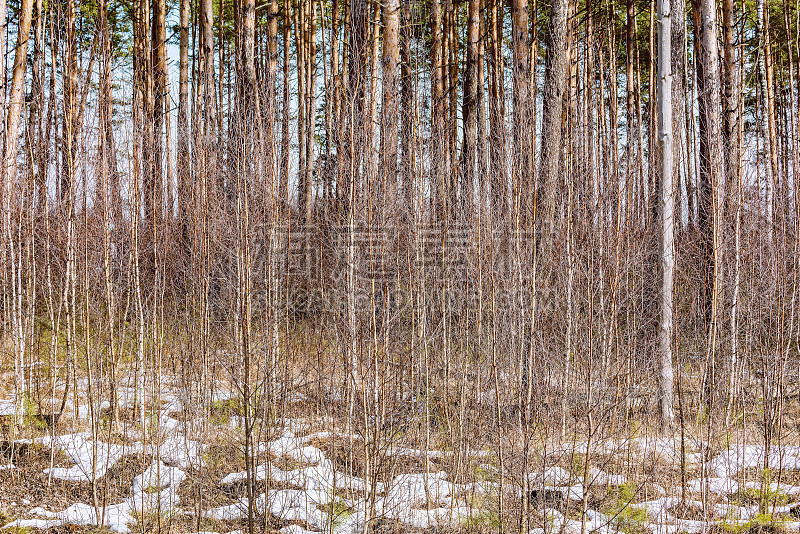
539 0 570 253
382 0 400 215
3 0 35 422
693 0 725 407
658 0 675 429
430 0 445 222
459 0 479 215
757 0 776 245
671 0 687 229
178 0 190 249
488 0 507 219
152 0 167 224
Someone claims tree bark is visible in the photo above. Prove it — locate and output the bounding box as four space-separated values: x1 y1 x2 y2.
382 0 400 215
757 0 776 245
488 0 507 219
671 0 687 228
178 0 190 247
658 0 675 428
152 0 167 224
3 0 35 219
400 0 415 218
722 0 738 204
692 0 725 404
538 0 570 253
430 0 445 222
459 0 479 216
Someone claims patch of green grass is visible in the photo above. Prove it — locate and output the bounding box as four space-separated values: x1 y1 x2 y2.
568 452 584 479
21 396 47 432
210 398 243 426
320 497 353 529
463 509 501 531
131 505 180 532
733 487 790 508
605 482 649 534
720 511 789 534
732 469 791 511
0 509 14 529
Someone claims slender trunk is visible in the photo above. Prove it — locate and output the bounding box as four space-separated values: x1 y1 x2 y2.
382 0 401 215
757 0 776 245
0 0 6 111
626 0 636 222
460 0 479 215
488 0 507 219
722 0 738 200
400 0 414 218
658 0 676 428
512 0 532 224
152 0 167 225
539 0 570 254
672 0 687 228
430 0 445 222
178 0 190 249
3 0 35 422
3 0 35 209
693 0 725 407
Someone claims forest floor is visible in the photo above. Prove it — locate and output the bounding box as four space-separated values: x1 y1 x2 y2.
1 376 800 534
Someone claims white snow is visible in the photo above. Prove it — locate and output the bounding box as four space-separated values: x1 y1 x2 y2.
710 445 800 477
0 400 17 416
743 480 800 495
686 477 739 495
146 435 204 469
529 466 573 486
201 500 248 521
589 467 628 487
35 433 130 482
11 381 800 534
1 518 62 530
281 525 319 534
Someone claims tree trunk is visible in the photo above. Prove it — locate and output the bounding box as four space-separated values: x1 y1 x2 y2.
202 0 216 146
722 0 738 204
178 0 190 248
658 0 675 429
400 0 414 218
488 0 507 219
61 0 78 202
430 0 445 222
538 0 570 253
0 0 6 113
382 0 400 215
2 0 35 213
693 0 725 405
626 0 636 223
672 0 687 228
460 0 479 216
152 0 167 224
512 0 531 225
757 0 776 245
345 0 368 219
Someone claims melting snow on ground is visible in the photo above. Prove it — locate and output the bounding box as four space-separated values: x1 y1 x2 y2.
4 389 800 534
